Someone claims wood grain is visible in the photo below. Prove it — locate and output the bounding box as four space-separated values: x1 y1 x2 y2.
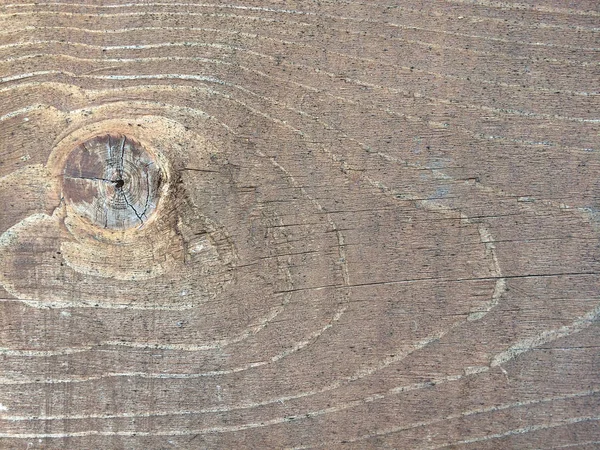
0 1 598 448
62 133 163 229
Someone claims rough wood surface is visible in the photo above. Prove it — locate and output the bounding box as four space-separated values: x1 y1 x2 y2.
0 1 598 449
62 133 163 229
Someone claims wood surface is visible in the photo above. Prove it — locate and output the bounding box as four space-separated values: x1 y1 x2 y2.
0 1 599 448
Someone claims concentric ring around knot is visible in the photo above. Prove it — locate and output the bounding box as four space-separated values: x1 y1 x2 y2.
62 134 163 230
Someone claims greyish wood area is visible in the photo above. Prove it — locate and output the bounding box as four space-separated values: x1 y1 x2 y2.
0 1 598 448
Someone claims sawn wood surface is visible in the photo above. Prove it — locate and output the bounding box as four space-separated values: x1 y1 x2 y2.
0 1 598 449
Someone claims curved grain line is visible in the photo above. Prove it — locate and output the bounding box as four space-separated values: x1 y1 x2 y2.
1 25 596 118
0 93 509 433
7 0 600 19
208 70 597 218
6 388 597 425
196 72 506 323
0 2 596 446
1 24 597 68
3 23 598 101
332 0 600 32
8 84 598 417
1 10 598 49
0 97 498 426
0 310 341 376
0 334 452 419
3 26 597 97
292 390 600 448
0 304 288 355
0 103 45 122
1 67 595 158
0 40 236 52
0 82 594 226
0 71 225 84
0 98 595 433
546 441 600 449
1 2 315 15
491 303 600 367
2 35 597 96
0 83 593 231
425 417 600 449
0 99 351 374
2 312 597 435
2 1 599 32
0 308 348 383
1 53 597 124
441 0 600 17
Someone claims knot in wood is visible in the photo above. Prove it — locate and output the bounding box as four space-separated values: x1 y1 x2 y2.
62 134 162 229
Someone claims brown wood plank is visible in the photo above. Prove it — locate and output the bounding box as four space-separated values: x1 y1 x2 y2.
0 1 598 448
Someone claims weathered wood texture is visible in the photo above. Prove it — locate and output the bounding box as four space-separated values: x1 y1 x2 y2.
0 1 599 448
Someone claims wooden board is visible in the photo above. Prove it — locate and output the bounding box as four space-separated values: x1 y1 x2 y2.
0 1 598 448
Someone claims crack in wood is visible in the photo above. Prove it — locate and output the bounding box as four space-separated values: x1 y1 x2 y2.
62 133 161 230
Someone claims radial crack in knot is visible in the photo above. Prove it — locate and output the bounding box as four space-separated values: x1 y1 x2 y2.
62 133 162 230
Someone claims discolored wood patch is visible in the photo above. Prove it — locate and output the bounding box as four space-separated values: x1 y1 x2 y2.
62 134 162 229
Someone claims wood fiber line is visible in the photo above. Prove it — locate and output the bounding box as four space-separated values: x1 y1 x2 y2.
0 1 598 449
